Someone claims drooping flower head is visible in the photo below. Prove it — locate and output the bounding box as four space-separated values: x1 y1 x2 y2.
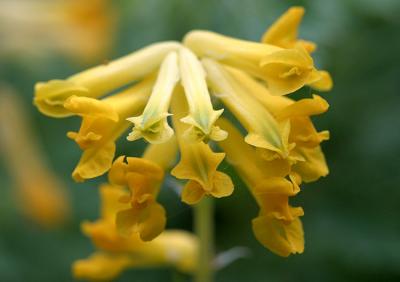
34 6 332 257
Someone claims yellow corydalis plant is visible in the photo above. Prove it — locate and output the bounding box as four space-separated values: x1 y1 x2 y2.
127 52 179 143
34 41 181 117
33 6 334 263
171 89 233 204
179 47 227 142
74 184 198 281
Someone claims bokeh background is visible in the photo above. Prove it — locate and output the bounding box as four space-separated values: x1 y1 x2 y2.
1 0 400 281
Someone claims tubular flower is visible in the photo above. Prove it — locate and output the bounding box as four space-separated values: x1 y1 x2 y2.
202 58 292 160
0 0 115 63
261 7 333 91
107 137 178 241
127 52 179 143
73 184 198 281
171 89 234 204
34 41 181 117
0 85 69 228
184 30 326 96
217 118 304 257
34 6 333 258
226 67 329 182
67 78 154 182
179 47 227 142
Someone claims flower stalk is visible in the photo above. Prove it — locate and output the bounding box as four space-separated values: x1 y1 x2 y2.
194 197 215 282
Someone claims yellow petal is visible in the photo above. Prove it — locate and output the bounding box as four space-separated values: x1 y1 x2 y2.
73 252 133 281
127 52 179 144
261 6 316 53
289 117 330 148
64 95 119 122
116 202 166 241
252 215 304 257
292 146 329 182
259 45 314 95
276 94 329 120
308 70 333 91
99 184 130 220
181 181 206 205
179 47 227 142
108 156 164 187
72 141 116 182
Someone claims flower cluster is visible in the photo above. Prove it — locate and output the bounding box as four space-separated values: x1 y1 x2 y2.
34 7 332 258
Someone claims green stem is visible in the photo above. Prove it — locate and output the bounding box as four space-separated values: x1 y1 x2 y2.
194 196 214 282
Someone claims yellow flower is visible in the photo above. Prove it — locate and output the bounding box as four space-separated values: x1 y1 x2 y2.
184 30 323 95
0 0 114 63
179 47 227 142
34 41 181 117
0 84 69 228
66 78 154 182
202 58 291 160
127 52 179 144
226 67 329 181
170 88 234 204
261 7 333 91
107 137 177 241
73 184 198 281
217 118 304 257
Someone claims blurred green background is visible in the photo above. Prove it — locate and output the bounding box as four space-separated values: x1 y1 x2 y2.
1 0 400 281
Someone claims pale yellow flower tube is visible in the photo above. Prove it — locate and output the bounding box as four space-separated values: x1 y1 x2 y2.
179 47 227 142
127 52 179 144
34 41 182 117
202 58 290 160
184 30 317 95
0 85 69 228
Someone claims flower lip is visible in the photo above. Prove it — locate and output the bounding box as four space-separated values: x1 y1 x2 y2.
34 80 90 118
